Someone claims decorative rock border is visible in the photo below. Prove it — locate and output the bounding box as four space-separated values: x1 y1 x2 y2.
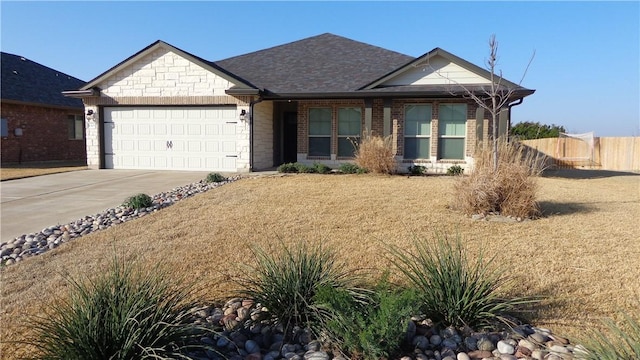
185 298 587 360
0 176 240 266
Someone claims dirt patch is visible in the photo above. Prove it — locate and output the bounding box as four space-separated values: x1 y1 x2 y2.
1 173 638 357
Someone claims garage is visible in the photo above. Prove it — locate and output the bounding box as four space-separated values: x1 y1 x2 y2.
103 106 238 171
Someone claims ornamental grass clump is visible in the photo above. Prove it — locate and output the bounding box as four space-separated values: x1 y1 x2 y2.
453 140 546 219
354 132 396 175
123 193 153 209
389 233 539 330
576 313 640 360
236 242 367 339
27 256 213 359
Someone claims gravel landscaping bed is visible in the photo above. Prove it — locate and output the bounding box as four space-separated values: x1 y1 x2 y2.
185 298 586 360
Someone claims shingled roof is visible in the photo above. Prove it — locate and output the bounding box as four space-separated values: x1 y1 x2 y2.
1 52 85 109
215 33 414 95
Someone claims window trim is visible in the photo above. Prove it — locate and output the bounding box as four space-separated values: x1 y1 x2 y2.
403 104 432 160
68 114 84 140
437 103 467 160
337 107 362 158
308 107 332 157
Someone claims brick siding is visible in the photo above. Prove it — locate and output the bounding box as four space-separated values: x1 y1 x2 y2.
1 102 86 164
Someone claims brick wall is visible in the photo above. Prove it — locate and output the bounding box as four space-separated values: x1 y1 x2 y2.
1 102 86 164
296 99 365 159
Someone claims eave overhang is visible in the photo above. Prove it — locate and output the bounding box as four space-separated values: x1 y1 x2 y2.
61 87 101 98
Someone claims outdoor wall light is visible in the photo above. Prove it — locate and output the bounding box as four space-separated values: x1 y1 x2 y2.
239 109 247 121
87 109 94 116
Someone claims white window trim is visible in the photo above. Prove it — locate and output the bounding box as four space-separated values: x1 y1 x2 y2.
404 104 432 159
308 107 332 157
437 104 467 160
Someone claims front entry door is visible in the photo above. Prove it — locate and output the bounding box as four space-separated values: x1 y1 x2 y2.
282 112 298 163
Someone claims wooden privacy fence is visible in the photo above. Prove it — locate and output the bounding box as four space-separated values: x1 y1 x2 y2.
520 137 640 172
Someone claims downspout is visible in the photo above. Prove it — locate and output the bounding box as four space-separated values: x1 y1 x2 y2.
249 96 263 172
506 98 524 137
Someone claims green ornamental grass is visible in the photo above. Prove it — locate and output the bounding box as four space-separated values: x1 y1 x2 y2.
236 242 367 339
27 256 213 360
389 233 539 330
576 313 640 360
123 193 153 209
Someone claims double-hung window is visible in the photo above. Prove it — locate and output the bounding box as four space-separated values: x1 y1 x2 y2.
68 114 84 140
438 104 466 159
1 118 7 137
404 104 431 159
337 107 361 157
308 108 331 157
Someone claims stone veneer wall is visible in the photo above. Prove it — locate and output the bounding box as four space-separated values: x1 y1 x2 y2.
81 47 253 171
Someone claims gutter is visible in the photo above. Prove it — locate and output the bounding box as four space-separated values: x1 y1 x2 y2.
248 96 264 171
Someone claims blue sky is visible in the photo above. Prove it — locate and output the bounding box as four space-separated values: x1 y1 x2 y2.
1 1 638 136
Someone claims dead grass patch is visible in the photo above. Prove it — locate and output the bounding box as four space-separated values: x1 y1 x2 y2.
1 173 639 357
0 164 87 181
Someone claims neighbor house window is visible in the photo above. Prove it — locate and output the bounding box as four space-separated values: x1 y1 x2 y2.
438 104 467 159
308 108 331 157
68 114 84 140
1 118 7 137
337 107 362 157
404 104 432 159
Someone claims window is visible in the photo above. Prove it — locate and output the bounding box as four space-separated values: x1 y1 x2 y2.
404 104 431 159
337 107 361 157
438 104 467 159
1 118 7 137
308 108 331 157
68 114 84 140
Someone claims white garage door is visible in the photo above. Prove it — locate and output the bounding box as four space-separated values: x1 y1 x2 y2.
104 106 238 171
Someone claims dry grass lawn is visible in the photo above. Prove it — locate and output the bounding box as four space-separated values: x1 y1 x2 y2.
1 171 639 357
0 164 87 181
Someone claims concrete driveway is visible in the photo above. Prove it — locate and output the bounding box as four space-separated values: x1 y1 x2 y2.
1 169 212 243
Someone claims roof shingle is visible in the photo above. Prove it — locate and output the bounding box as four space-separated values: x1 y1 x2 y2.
215 33 414 94
1 52 85 108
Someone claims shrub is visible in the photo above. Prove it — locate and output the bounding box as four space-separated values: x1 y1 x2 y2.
408 165 426 176
236 242 366 340
355 132 396 174
338 163 367 174
577 313 640 360
277 162 299 173
295 163 317 173
313 162 332 174
447 165 463 176
316 281 418 360
389 232 539 330
28 256 212 359
452 140 545 218
123 193 153 209
206 172 227 183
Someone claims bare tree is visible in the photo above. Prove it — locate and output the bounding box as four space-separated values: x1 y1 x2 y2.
429 34 535 171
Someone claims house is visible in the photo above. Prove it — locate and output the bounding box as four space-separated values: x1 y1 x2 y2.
1 52 86 165
63 33 534 173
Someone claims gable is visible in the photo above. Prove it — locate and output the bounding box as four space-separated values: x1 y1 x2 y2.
380 54 491 87
97 47 238 97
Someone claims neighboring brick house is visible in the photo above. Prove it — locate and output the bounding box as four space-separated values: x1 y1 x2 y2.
1 52 86 165
65 33 534 173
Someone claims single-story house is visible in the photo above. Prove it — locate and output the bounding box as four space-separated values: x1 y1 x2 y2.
64 33 534 173
1 52 86 165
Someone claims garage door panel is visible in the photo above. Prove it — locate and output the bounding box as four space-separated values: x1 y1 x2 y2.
104 106 237 171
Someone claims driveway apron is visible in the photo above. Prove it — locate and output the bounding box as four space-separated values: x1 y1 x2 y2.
0 169 211 243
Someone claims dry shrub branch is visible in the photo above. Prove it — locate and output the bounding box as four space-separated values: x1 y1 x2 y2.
452 140 547 218
354 131 396 174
